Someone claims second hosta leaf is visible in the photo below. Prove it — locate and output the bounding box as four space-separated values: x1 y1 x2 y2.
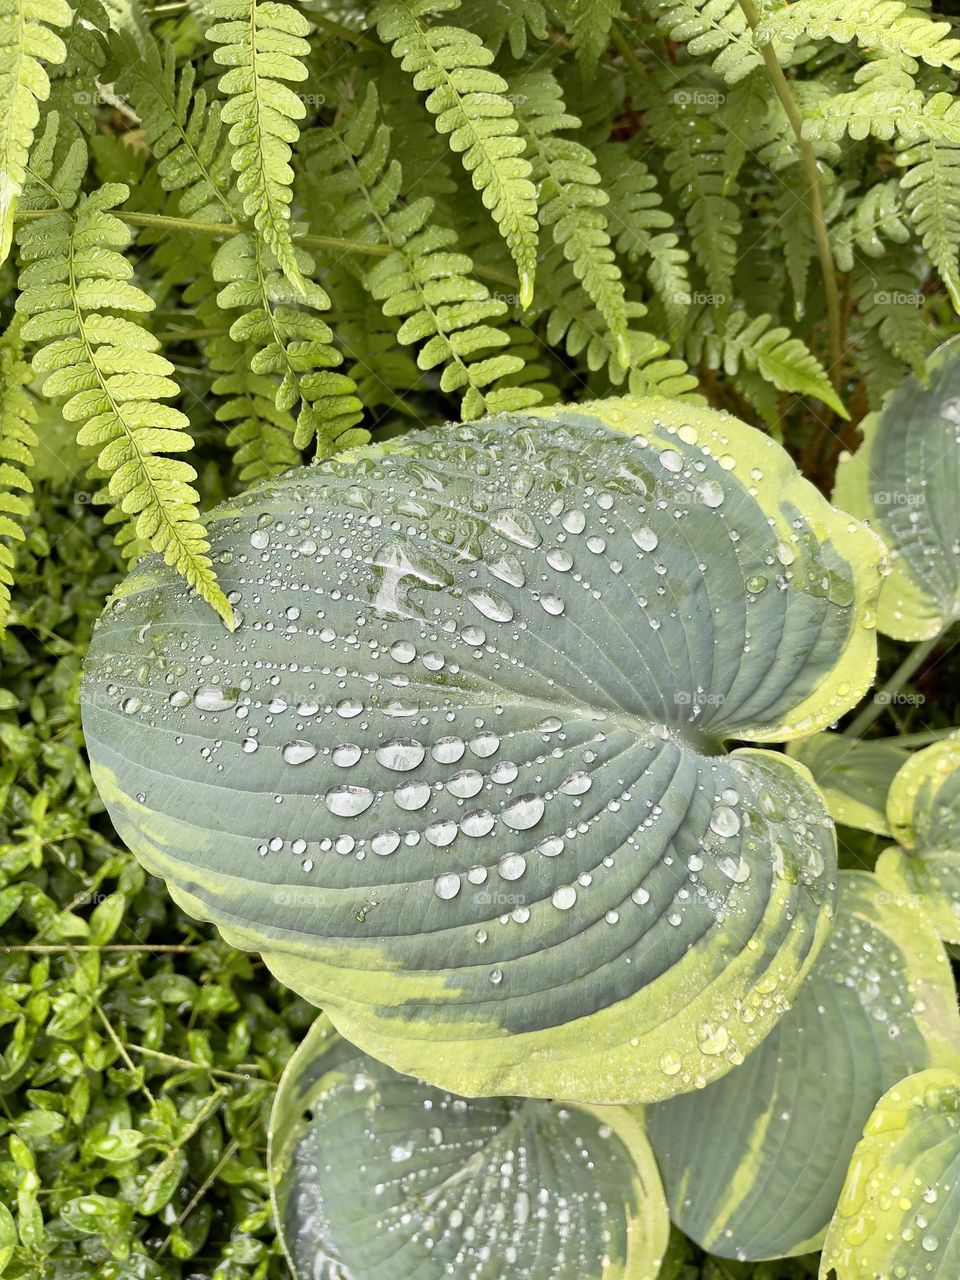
268 1015 670 1280
80 397 883 1102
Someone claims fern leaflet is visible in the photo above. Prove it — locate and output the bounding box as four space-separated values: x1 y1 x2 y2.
206 0 311 292
114 35 236 224
0 0 72 264
373 0 539 306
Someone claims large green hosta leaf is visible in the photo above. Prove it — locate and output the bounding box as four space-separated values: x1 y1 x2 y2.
877 733 960 944
645 871 960 1261
80 397 884 1102
833 336 960 641
820 1068 960 1280
268 1015 669 1280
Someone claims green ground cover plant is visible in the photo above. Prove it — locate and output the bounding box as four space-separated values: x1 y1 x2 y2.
3 1 960 1278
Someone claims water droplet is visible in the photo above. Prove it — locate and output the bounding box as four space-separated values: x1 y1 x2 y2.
376 738 426 771
282 740 317 765
502 795 545 830
324 785 374 817
552 885 577 910
710 805 741 837
468 589 514 623
333 744 362 767
632 527 659 552
194 686 237 713
434 872 461 900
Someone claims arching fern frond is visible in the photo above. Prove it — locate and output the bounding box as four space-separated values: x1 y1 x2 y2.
645 85 741 297
43 0 109 165
373 0 539 306
550 0 621 73
212 231 366 456
0 319 37 633
647 0 786 83
596 144 692 325
898 135 960 311
206 0 312 293
688 309 847 415
802 55 923 143
0 0 72 264
851 252 931 374
515 69 631 364
456 0 549 58
114 35 235 224
307 83 539 420
16 182 233 625
760 0 960 70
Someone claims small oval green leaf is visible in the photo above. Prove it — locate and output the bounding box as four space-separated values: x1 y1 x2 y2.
81 398 884 1101
268 1014 669 1280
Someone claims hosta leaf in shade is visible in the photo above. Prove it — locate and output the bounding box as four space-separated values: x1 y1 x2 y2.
80 397 884 1103
820 1068 960 1280
645 871 960 1261
833 335 960 641
268 1014 669 1280
787 733 909 835
877 733 960 944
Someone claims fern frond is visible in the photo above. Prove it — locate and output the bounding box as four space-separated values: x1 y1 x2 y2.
373 0 539 305
206 0 312 292
832 179 911 272
761 0 960 70
537 251 700 399
550 0 622 72
0 319 37 633
308 83 540 420
851 252 931 374
0 0 73 264
212 231 367 456
802 55 922 143
647 0 780 83
645 82 741 296
115 35 236 223
596 144 692 324
515 69 631 364
15 182 233 625
898 136 960 311
689 309 847 415
43 0 110 164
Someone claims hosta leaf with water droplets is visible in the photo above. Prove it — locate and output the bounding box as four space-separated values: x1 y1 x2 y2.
787 733 909 835
80 396 883 1103
645 871 960 1261
268 1014 669 1280
820 1068 960 1280
834 335 960 641
877 733 960 944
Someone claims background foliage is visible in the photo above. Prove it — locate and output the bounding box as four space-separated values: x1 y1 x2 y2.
3 0 960 1276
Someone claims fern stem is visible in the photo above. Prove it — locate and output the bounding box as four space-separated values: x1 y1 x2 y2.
15 209 519 288
737 0 844 394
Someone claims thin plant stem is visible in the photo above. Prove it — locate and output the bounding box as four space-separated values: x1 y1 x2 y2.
737 0 844 392
845 628 949 738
